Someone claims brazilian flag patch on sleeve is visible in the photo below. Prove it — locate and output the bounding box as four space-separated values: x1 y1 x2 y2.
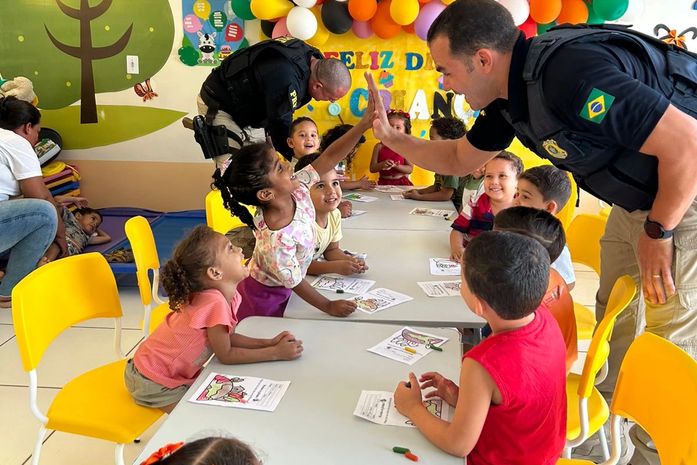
580 88 615 123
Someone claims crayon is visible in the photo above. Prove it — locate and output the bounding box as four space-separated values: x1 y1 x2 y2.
392 446 410 454
404 347 417 354
405 452 419 461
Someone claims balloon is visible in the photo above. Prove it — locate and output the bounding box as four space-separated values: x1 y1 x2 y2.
272 17 290 38
592 0 629 21
370 0 401 39
294 0 318 7
586 5 604 24
616 0 644 23
352 20 373 38
322 0 353 34
307 6 330 46
417 0 430 3
260 19 276 38
537 21 555 35
518 15 537 38
390 0 419 26
183 14 203 33
348 0 377 22
250 0 293 20
193 0 211 19
497 0 530 26
231 0 256 20
556 0 588 24
244 19 264 44
529 0 562 24
209 10 227 31
286 6 318 40
403 22 416 35
413 0 445 41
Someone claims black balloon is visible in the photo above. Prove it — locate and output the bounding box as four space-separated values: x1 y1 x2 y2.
321 0 353 34
260 19 276 38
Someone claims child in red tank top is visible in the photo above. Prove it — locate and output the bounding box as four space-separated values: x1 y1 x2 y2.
369 110 413 186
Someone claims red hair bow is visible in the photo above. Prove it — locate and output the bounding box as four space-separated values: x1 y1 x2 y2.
140 442 184 465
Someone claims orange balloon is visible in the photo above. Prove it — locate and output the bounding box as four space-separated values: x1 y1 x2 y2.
403 22 416 34
370 0 401 39
529 0 562 24
417 0 430 3
556 0 588 24
348 0 378 21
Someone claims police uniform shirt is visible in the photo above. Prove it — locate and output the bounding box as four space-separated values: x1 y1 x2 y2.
467 32 670 160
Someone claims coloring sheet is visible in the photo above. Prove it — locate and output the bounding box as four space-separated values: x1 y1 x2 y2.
368 326 448 365
189 373 290 412
417 280 462 298
390 194 405 200
350 288 413 314
349 210 367 217
429 257 462 276
343 193 378 203
311 275 375 294
374 185 409 193
409 207 456 219
354 391 451 427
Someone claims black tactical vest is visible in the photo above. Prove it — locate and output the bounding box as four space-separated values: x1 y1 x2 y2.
501 24 697 211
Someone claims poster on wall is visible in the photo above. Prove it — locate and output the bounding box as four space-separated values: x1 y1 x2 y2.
179 0 247 66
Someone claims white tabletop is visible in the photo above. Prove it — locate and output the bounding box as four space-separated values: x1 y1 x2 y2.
285 229 485 329
133 317 464 465
342 190 457 231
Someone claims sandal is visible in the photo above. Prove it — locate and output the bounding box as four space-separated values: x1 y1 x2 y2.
104 248 135 263
0 296 11 309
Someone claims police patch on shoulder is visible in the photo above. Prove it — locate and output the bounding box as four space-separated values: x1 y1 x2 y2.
580 88 615 123
542 139 568 159
289 88 298 109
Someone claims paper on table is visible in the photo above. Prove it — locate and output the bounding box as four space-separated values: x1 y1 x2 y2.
343 193 378 203
349 210 367 217
354 390 451 427
417 280 462 298
390 194 405 200
189 372 290 412
429 257 461 276
311 275 375 294
409 207 456 219
350 288 413 314
367 326 448 365
374 185 409 193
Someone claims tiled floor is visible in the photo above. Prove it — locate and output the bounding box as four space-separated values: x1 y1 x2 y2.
0 267 599 465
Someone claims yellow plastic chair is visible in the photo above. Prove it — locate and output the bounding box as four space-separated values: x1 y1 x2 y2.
556 173 578 232
205 189 253 234
124 215 171 336
566 213 608 340
564 275 637 460
558 332 697 465
11 253 163 465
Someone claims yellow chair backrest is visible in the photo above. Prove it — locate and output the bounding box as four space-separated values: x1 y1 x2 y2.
612 333 697 464
205 189 251 234
566 213 607 275
12 253 122 372
577 275 637 400
124 216 160 307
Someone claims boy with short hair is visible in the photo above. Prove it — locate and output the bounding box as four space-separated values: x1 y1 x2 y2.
41 207 111 263
516 165 575 289
495 206 578 372
394 231 567 463
295 154 367 276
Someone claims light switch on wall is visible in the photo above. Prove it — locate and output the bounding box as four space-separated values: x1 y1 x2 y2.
126 55 139 74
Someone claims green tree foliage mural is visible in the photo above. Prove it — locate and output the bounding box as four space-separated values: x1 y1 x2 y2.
0 0 175 124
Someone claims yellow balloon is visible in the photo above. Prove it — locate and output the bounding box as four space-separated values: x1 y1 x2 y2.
390 0 419 25
193 0 211 19
441 0 456 4
250 0 294 20
307 6 329 47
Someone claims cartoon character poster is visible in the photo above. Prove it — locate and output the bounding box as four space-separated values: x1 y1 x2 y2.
179 0 247 67
189 372 290 411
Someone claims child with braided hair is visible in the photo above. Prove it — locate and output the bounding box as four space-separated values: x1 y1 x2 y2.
124 225 302 413
212 94 374 319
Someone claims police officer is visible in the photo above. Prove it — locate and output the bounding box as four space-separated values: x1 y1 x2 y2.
367 1 697 461
197 37 351 167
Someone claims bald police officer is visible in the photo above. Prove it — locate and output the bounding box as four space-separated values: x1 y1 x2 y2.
198 37 351 167
367 1 697 461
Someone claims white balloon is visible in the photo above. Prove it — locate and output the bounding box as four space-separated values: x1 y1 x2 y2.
293 0 317 7
287 6 318 41
244 19 263 45
496 0 530 26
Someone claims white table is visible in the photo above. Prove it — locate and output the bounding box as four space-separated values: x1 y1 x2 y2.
342 190 457 231
133 317 464 465
285 229 485 329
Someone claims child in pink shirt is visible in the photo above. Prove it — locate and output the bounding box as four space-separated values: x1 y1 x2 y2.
125 225 303 413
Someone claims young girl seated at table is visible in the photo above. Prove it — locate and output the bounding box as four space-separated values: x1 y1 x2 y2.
294 153 368 276
286 116 320 168
369 109 413 186
138 436 260 465
124 225 302 413
449 151 522 262
394 231 566 464
320 124 374 192
213 96 374 320
403 117 466 208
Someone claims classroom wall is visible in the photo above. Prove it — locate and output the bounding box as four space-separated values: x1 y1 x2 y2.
1 0 695 211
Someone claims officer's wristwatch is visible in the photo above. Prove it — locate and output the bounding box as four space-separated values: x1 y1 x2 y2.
644 218 674 239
